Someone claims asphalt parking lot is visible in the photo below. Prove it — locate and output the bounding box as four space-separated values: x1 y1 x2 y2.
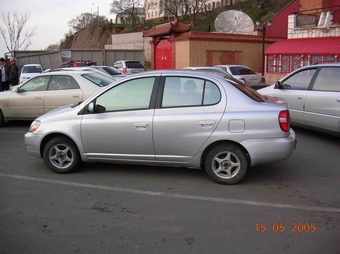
0 121 339 254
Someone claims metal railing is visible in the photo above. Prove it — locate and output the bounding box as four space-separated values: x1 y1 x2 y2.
293 5 340 27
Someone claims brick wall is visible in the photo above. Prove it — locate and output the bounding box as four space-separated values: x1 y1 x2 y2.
174 39 270 73
300 0 331 11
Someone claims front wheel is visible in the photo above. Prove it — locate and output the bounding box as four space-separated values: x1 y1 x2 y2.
0 109 5 127
204 144 248 185
43 137 81 174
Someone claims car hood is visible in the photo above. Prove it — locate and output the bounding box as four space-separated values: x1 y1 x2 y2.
37 103 81 121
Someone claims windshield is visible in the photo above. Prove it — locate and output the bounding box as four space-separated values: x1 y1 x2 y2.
81 72 116 87
227 78 266 102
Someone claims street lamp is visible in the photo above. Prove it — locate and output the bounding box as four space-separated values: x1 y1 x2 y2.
91 2 94 20
256 20 272 76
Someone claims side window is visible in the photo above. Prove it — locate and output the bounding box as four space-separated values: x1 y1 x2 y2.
20 76 50 92
48 76 80 90
162 77 220 107
95 77 155 111
313 67 340 92
282 69 316 90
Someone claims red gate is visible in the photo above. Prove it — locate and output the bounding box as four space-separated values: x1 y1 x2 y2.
155 40 172 70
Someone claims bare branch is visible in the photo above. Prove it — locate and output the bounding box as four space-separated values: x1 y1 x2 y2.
0 11 36 52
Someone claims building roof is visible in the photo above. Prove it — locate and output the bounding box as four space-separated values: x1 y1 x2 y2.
142 19 192 37
265 37 340 54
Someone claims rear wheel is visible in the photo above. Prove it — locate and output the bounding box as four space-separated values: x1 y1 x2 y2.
204 144 248 185
43 137 81 174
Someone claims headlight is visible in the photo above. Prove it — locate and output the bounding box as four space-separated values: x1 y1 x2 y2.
29 120 41 133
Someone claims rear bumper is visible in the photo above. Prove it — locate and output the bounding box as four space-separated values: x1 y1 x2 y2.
242 129 296 166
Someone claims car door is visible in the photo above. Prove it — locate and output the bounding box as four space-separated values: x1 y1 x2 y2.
153 77 224 162
304 67 340 132
80 77 156 161
273 67 317 125
44 75 83 113
8 75 50 119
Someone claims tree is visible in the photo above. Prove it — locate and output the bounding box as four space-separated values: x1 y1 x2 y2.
110 0 143 27
68 12 93 32
45 43 60 51
0 12 36 52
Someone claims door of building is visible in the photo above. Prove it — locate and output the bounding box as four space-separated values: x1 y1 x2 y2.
155 40 172 70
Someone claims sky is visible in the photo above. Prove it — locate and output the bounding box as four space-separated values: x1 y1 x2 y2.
0 0 116 57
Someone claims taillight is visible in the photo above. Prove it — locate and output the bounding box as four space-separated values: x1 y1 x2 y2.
240 78 246 84
279 110 290 132
122 67 127 73
261 77 265 83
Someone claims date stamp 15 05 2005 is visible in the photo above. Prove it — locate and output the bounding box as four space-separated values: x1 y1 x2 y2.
255 222 317 233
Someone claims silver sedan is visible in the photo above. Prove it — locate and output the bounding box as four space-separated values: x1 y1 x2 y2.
258 63 340 137
25 70 296 185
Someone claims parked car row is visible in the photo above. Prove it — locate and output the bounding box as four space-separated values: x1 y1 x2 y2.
3 59 338 184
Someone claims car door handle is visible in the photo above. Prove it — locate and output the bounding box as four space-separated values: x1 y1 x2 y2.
337 99 340 102
35 96 43 100
199 120 216 128
73 95 80 98
134 123 150 130
297 97 303 99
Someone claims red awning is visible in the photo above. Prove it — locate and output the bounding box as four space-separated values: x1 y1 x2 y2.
265 37 340 55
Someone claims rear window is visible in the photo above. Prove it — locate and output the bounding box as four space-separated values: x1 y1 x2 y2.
227 78 266 102
229 66 256 75
77 63 96 67
102 67 122 75
125 62 144 68
22 66 42 73
81 72 116 87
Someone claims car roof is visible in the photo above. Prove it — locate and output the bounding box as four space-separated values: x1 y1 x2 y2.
22 64 42 66
38 70 103 76
309 63 340 67
215 64 249 68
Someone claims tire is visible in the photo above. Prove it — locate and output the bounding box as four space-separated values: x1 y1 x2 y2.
43 137 81 174
204 144 248 185
0 109 5 127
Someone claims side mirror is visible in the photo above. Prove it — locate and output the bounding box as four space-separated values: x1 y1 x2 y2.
16 87 24 93
87 102 106 113
274 81 282 89
88 102 95 113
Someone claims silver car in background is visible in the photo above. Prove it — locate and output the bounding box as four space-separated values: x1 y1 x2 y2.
258 63 340 136
214 65 264 87
113 60 145 74
25 70 296 185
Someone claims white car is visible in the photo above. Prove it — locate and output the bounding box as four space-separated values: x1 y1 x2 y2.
20 64 43 84
214 65 264 87
258 63 340 137
0 71 116 126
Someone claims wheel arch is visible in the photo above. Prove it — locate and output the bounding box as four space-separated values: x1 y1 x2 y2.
200 140 251 169
40 133 81 159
